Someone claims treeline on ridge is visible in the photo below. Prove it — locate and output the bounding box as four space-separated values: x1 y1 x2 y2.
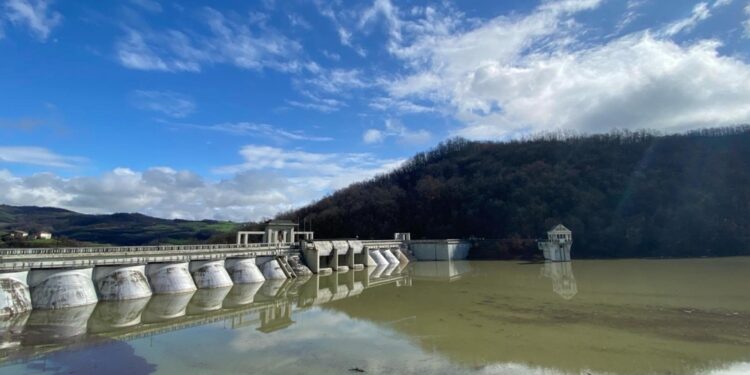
279 126 750 259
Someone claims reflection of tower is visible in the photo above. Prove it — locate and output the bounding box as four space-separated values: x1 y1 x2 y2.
541 262 578 300
258 301 294 333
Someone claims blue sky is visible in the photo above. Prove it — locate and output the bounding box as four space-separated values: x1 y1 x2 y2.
1 0 749 221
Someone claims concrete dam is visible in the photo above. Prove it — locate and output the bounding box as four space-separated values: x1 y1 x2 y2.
0 220 469 318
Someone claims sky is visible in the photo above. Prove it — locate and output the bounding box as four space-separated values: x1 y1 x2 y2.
0 0 749 222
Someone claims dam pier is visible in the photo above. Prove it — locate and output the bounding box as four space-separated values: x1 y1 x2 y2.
0 220 470 317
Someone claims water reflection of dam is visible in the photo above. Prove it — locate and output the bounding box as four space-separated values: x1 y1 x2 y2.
0 267 411 365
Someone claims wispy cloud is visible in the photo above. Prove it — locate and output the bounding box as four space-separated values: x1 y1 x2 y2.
115 7 306 73
362 119 430 145
0 146 85 168
615 0 647 33
3 0 62 41
131 90 195 118
659 2 711 37
369 97 436 114
185 121 333 142
744 3 750 38
289 69 369 112
129 0 162 13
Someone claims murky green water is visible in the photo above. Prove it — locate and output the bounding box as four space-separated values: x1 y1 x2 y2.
1 258 750 375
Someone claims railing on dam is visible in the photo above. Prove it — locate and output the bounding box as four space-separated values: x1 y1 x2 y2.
358 239 406 249
0 242 300 271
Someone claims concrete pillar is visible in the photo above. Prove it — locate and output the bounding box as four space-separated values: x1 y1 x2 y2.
0 271 32 317
22 304 95 345
369 264 387 280
93 265 152 301
87 297 150 333
0 310 29 349
256 279 289 301
370 250 388 266
225 258 265 284
382 249 400 265
187 286 232 314
261 259 288 280
146 262 197 294
287 255 313 277
190 260 233 289
141 292 194 323
223 282 264 308
302 245 321 274
28 268 98 310
393 248 410 264
382 263 398 276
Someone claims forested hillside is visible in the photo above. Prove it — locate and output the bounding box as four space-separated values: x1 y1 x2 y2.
281 127 750 258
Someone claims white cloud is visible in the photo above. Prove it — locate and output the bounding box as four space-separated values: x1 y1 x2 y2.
115 7 305 73
3 0 62 41
214 145 404 198
186 121 333 142
363 119 431 144
362 129 384 143
359 0 402 48
0 146 85 168
377 0 750 139
713 0 733 7
0 148 402 221
0 167 297 221
132 90 195 118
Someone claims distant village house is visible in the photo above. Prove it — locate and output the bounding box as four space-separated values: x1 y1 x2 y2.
2 230 28 240
36 231 53 240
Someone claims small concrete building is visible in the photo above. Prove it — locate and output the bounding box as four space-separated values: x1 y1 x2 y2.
394 233 411 241
538 224 573 262
37 231 52 240
236 220 314 245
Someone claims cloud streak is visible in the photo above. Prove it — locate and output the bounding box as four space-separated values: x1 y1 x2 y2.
0 146 85 168
132 90 196 118
185 121 334 142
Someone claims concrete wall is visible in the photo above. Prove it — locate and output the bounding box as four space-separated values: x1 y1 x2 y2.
408 240 471 261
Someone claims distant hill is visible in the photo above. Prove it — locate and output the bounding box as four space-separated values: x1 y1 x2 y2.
280 126 750 259
0 205 238 246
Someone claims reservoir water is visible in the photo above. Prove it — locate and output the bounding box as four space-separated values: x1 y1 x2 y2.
1 258 749 374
